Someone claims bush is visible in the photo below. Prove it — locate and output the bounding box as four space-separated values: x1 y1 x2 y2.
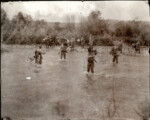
1 7 149 46
99 38 114 46
124 37 137 45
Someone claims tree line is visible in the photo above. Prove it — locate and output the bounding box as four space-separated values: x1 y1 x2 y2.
1 8 150 46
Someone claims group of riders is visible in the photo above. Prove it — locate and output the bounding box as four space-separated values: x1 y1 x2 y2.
33 34 142 73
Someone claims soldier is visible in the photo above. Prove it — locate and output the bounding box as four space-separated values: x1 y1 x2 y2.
132 43 136 49
34 50 38 64
87 53 97 73
43 34 50 49
88 45 93 55
93 49 98 55
59 43 68 59
110 47 119 63
49 37 53 47
35 45 44 64
117 43 123 53
70 37 75 51
135 41 140 53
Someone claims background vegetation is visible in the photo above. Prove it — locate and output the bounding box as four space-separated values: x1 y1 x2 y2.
1 8 150 46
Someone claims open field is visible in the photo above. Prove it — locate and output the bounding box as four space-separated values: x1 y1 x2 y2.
1 44 149 120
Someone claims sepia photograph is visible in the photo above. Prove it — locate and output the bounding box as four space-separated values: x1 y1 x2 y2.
1 1 150 120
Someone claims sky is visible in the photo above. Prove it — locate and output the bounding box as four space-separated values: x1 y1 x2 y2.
1 1 150 22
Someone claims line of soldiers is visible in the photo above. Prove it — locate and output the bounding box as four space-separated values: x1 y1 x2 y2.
43 34 86 49
33 36 142 74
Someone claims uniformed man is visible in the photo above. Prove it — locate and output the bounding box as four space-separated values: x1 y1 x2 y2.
87 53 97 73
59 43 68 59
117 43 123 53
35 45 44 64
88 45 93 55
135 41 140 53
70 37 75 51
110 47 119 63
44 34 50 48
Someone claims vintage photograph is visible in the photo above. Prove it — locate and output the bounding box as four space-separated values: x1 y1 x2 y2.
1 1 150 120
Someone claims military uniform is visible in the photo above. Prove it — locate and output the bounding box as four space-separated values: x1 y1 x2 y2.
70 37 75 51
117 43 122 53
36 48 43 64
60 44 67 59
135 41 140 53
87 54 96 73
110 47 119 63
44 35 50 48
34 47 43 64
34 50 38 64
88 45 93 55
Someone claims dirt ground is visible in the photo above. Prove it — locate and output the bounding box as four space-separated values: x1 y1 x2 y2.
1 44 149 120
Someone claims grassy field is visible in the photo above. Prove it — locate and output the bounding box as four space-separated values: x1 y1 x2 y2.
1 44 149 120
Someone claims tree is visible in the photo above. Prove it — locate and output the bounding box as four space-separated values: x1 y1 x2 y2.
1 8 9 26
87 10 108 35
1 8 10 42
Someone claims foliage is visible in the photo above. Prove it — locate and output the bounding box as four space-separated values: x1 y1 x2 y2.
1 8 150 46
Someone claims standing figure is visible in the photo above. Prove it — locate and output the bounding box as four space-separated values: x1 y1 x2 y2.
117 43 123 53
110 47 119 63
135 41 140 53
34 46 43 64
34 50 39 64
87 54 97 73
132 43 136 49
59 43 67 59
70 37 75 51
88 45 93 55
92 49 98 55
49 37 53 47
43 34 50 49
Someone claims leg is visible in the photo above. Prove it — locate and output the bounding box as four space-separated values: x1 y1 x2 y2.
113 56 115 62
91 63 94 73
87 63 90 72
64 52 66 59
61 52 63 59
37 56 40 64
39 55 42 64
116 56 118 63
39 58 42 64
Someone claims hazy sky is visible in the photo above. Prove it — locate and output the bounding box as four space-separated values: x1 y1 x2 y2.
1 1 150 22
